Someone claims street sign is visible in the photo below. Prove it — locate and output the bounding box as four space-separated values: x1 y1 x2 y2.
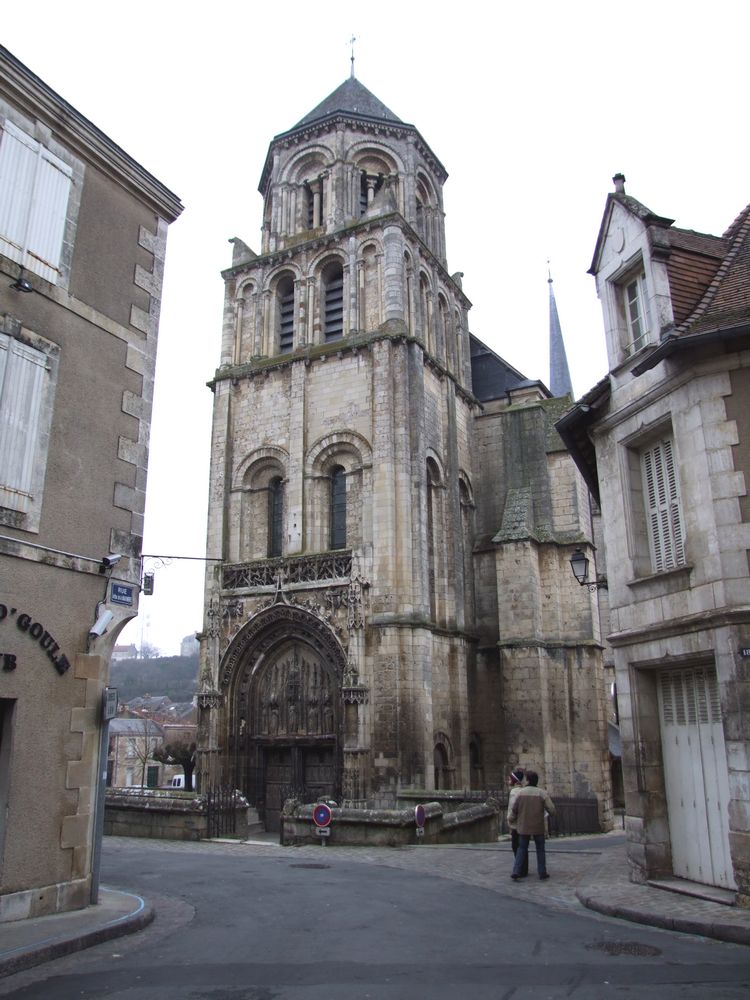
316 827 331 837
415 804 426 828
110 583 134 607
102 686 118 721
313 803 332 828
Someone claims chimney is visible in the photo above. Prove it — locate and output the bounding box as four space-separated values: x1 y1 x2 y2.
612 173 626 194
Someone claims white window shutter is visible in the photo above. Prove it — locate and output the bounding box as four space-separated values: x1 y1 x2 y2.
26 148 72 279
642 437 685 573
0 335 48 512
0 123 38 265
0 121 72 283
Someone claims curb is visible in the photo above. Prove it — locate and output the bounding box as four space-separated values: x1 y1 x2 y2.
576 888 750 947
0 894 154 979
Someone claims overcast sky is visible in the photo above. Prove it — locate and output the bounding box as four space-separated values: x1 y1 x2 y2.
4 1 748 655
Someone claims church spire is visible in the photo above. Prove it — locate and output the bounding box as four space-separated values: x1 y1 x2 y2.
548 266 573 397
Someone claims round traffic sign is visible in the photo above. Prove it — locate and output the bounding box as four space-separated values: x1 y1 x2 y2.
415 804 426 828
313 803 332 828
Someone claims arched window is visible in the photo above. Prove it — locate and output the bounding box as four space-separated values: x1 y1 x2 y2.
277 276 295 353
426 458 441 620
323 262 344 342
330 465 346 550
359 171 383 214
268 477 284 557
419 275 431 352
434 742 451 790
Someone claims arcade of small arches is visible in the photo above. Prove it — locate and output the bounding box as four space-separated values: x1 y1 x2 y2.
232 247 467 372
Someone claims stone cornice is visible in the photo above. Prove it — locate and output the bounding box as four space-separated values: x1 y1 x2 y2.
259 115 447 195
0 46 182 221
606 605 750 647
208 327 479 409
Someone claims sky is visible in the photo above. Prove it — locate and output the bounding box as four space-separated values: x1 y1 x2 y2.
4 1 748 655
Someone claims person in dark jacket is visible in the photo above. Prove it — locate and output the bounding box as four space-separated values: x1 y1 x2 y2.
507 769 555 880
507 768 528 877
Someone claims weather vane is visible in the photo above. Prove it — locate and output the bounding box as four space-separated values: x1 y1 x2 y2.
349 34 356 78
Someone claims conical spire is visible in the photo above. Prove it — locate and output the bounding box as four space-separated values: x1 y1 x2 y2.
548 270 573 397
293 77 402 130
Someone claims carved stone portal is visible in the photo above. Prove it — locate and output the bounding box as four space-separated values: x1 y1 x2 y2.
253 646 336 738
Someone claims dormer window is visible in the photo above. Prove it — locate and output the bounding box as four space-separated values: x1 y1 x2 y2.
623 272 649 353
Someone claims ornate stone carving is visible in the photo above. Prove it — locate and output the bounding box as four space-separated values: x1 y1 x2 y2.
223 551 352 591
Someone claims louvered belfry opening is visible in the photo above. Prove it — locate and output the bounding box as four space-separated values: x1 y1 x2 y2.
278 278 294 353
323 263 344 342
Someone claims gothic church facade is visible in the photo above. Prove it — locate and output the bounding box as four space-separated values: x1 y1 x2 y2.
198 76 612 830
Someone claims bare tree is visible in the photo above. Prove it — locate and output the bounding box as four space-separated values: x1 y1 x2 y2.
153 740 197 792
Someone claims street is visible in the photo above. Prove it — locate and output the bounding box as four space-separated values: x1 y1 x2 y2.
0 835 748 999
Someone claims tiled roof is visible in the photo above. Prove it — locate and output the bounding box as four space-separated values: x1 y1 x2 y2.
678 203 750 335
665 229 727 326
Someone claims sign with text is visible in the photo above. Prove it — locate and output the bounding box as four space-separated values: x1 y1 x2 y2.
110 584 134 607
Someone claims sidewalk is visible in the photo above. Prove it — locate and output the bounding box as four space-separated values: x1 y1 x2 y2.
574 840 750 946
0 833 747 980
0 888 153 978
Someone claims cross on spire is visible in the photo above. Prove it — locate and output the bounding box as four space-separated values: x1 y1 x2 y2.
349 34 357 78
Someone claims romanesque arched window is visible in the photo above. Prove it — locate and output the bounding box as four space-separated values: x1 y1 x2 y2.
419 274 432 353
323 261 344 342
237 450 288 561
426 457 441 620
268 476 284 557
277 275 295 353
359 171 384 214
330 465 347 550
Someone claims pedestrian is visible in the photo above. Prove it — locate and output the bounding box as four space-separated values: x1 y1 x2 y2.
507 769 555 881
507 768 528 877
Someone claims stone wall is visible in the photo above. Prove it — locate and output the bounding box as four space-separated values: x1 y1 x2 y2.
280 799 499 847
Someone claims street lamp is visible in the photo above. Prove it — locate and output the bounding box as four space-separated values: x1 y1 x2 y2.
570 548 607 591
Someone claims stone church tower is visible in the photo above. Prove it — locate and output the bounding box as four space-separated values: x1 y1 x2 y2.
197 74 612 829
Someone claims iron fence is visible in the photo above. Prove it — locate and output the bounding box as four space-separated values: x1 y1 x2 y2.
205 784 238 839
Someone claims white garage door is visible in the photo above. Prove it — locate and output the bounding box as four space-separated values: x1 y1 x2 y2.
657 667 736 890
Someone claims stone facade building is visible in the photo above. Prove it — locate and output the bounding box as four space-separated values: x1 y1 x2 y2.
558 175 750 901
198 75 612 830
0 47 181 918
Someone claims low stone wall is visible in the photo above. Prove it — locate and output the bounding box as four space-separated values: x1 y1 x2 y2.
104 789 250 841
280 799 500 847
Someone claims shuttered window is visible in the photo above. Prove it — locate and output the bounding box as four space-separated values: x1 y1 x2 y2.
641 436 685 572
0 334 49 513
0 121 72 284
323 265 344 342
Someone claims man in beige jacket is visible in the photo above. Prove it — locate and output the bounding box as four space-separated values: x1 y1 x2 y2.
507 770 555 880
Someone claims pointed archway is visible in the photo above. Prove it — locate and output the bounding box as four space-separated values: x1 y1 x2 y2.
218 600 346 830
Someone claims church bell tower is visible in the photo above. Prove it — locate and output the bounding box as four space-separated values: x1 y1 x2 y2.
197 72 478 822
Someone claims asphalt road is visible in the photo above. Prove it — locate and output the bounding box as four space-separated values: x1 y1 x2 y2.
1 837 748 999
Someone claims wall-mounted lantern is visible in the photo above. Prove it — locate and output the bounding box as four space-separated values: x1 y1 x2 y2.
570 548 608 591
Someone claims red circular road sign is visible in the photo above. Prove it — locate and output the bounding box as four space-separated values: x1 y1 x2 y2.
415 804 426 828
313 803 332 828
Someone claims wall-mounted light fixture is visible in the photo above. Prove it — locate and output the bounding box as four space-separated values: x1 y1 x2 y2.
10 266 34 293
570 548 608 591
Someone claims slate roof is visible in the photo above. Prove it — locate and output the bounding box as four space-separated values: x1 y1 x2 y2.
469 335 529 402
110 718 163 737
294 77 402 129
